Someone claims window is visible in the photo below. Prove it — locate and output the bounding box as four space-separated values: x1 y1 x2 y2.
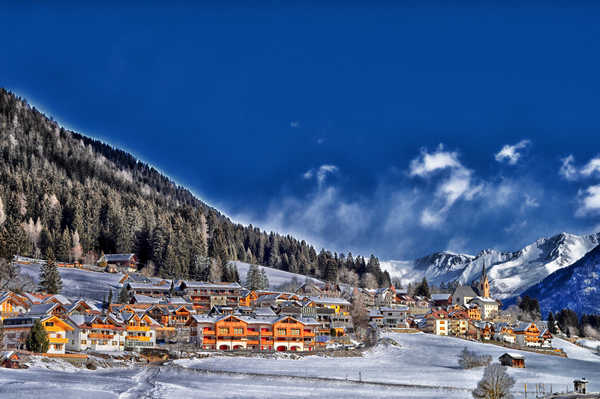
81 340 87 344
219 328 228 335
46 322 54 327
233 328 243 335
290 329 300 336
277 329 286 335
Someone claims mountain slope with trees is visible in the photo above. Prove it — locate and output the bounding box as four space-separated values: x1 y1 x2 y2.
0 89 390 287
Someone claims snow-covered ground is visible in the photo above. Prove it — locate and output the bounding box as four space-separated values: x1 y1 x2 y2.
2 333 599 398
18 261 318 303
20 264 124 302
576 338 600 352
176 333 600 395
232 261 322 288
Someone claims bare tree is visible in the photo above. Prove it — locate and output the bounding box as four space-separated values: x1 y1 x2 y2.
458 347 492 369
472 364 515 399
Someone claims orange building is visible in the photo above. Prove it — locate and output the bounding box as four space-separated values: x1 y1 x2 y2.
188 314 318 352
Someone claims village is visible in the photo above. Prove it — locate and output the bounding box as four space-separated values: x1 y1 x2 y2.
0 253 564 367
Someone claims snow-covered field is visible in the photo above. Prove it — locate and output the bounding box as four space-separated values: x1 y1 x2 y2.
20 264 124 301
2 333 599 398
18 261 318 303
231 261 322 288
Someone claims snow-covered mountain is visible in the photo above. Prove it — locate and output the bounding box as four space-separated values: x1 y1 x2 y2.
381 232 600 299
505 244 600 315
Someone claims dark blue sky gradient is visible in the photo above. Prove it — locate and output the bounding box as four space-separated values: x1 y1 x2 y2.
3 3 600 259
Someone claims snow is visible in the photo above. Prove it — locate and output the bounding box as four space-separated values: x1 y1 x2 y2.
231 261 322 288
2 333 599 397
177 332 600 395
19 264 124 302
382 232 600 300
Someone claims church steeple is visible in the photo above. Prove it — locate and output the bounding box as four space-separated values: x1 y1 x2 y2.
480 264 490 298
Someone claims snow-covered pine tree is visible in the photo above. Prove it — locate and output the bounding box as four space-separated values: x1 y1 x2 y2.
259 268 269 290
39 248 62 294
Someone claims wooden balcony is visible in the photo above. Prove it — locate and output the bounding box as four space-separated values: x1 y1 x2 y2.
49 337 69 344
260 330 273 336
247 340 259 345
247 330 259 336
202 338 216 344
88 333 114 340
127 326 150 332
126 336 151 342
202 329 216 335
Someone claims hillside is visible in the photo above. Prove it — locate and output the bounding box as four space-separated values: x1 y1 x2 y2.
0 89 389 287
382 232 600 299
505 244 600 315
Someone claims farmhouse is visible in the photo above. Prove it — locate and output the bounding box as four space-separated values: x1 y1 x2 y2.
98 253 138 273
499 352 525 368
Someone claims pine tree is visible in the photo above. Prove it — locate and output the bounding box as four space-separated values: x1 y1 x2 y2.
245 264 259 290
39 248 62 294
26 319 49 353
325 259 338 282
548 312 557 334
259 268 269 289
118 285 129 303
414 277 430 298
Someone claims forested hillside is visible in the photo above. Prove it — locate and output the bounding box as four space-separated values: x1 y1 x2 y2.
0 89 390 288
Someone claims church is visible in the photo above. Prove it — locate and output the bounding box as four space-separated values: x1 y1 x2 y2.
453 264 500 320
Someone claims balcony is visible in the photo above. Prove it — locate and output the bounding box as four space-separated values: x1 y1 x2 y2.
260 330 273 336
126 336 151 342
49 337 69 344
88 333 114 340
202 338 216 344
127 326 150 332
202 329 216 335
246 330 259 336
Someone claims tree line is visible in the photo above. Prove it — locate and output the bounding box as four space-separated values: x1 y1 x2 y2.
0 89 390 287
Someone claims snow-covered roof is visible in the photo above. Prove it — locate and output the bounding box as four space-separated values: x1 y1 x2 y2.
131 294 161 304
127 283 170 291
307 296 351 306
100 254 135 262
43 294 72 306
28 303 57 316
180 281 242 290
431 293 451 301
500 352 524 360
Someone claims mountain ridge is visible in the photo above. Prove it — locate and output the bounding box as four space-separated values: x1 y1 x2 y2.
382 231 600 299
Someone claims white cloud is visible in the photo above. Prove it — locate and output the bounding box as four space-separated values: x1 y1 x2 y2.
304 164 339 186
559 155 578 181
581 157 600 177
576 184 600 216
290 121 300 128
524 194 539 208
409 145 461 177
494 139 531 165
409 145 481 227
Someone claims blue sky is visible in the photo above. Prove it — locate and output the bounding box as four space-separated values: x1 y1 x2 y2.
3 3 600 260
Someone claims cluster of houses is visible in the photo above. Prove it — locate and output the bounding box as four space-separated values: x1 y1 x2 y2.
0 275 358 355
0 256 556 358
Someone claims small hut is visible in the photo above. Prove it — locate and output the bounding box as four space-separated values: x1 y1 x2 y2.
499 352 525 368
573 378 588 394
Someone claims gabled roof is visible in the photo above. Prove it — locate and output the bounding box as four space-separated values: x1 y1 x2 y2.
28 303 58 316
180 281 242 290
43 294 72 306
500 352 524 360
431 293 452 301
452 286 477 298
131 294 161 304
306 296 351 306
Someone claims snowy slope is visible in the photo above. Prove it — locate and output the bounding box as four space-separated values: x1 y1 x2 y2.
20 264 125 302
231 261 322 288
382 232 600 299
18 261 320 303
505 244 600 315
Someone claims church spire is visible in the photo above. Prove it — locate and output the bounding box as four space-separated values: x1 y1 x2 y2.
480 263 490 298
